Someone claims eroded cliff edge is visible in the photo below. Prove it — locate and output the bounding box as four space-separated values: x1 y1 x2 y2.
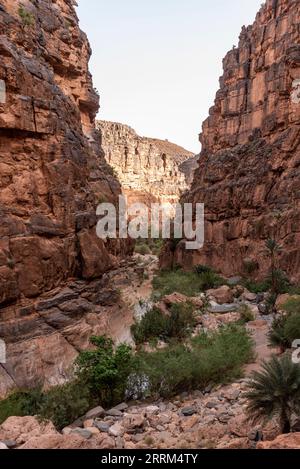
0 0 132 396
98 120 196 208
162 0 300 282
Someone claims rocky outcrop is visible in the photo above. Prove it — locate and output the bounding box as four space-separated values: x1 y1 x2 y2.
0 0 132 396
162 0 300 281
98 121 196 207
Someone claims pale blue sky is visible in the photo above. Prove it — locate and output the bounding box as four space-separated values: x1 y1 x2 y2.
77 0 263 152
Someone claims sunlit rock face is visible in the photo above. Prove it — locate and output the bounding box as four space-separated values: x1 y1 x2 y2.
0 0 133 396
161 0 300 282
97 120 197 211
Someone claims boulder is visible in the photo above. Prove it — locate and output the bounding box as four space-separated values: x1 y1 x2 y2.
257 433 300 449
84 406 105 420
207 286 234 304
0 417 58 445
19 433 115 449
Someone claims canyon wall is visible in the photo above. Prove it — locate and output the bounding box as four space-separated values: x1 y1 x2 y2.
162 0 300 282
98 120 195 208
0 0 132 396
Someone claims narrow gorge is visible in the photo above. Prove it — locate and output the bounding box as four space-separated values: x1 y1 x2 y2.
0 0 300 454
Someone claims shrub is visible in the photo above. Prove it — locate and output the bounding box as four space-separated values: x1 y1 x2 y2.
268 314 290 351
242 279 269 294
130 325 254 399
239 304 255 323
75 336 134 408
131 303 196 345
269 298 300 350
0 389 43 424
246 355 300 433
282 297 300 315
194 264 213 275
152 269 224 299
283 315 300 347
135 243 151 255
18 5 35 26
38 381 91 430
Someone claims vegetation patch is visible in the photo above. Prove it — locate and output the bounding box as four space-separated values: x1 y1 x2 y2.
131 302 196 345
152 267 224 299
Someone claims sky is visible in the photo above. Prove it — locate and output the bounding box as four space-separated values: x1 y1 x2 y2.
77 0 264 153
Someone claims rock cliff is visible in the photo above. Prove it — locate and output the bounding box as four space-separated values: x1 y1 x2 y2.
0 0 132 396
162 0 300 281
98 121 196 207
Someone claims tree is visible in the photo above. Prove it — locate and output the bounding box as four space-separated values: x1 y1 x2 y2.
75 336 133 407
245 355 300 434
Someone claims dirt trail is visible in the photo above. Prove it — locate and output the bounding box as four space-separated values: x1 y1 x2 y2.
245 321 276 375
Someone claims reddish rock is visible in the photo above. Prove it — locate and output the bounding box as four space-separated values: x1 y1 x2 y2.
161 0 300 282
257 433 300 449
0 0 132 397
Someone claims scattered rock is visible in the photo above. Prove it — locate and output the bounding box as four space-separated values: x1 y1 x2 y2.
0 442 8 450
108 422 125 437
257 433 300 449
207 286 234 305
70 428 92 440
106 408 123 417
181 407 197 416
85 406 105 420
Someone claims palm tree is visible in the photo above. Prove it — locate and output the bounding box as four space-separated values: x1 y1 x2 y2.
245 355 300 434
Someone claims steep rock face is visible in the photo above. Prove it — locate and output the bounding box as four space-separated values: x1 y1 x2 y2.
162 0 300 281
0 0 132 396
98 120 195 207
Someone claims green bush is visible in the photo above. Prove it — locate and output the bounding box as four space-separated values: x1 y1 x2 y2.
18 5 35 26
239 304 255 323
283 297 300 315
194 264 214 275
135 243 151 255
130 325 254 399
75 336 134 408
269 298 300 350
38 382 91 430
0 389 43 424
242 279 270 294
283 315 300 347
131 302 196 345
152 269 224 299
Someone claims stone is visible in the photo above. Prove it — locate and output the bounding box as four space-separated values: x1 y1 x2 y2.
257 433 300 450
113 402 128 412
123 415 146 432
95 422 111 433
0 417 58 445
85 406 105 420
70 428 93 440
145 405 160 415
83 419 94 429
1 440 17 449
181 407 197 416
241 291 257 303
108 423 125 437
0 442 8 450
208 303 238 314
207 286 234 304
19 434 115 450
106 408 123 417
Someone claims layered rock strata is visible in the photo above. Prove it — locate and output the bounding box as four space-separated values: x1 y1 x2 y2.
0 0 132 396
161 0 300 281
98 120 196 208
